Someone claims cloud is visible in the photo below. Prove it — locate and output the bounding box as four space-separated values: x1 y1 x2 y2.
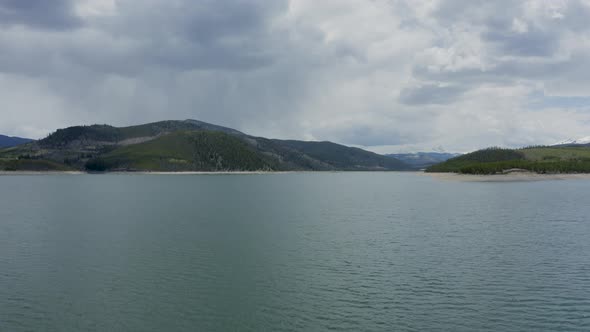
0 0 82 30
483 25 559 57
399 84 467 105
110 0 287 71
1 0 590 153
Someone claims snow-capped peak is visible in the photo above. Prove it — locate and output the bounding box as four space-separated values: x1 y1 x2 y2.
555 136 590 145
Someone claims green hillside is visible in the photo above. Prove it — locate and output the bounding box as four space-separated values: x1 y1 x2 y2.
0 120 410 172
86 131 277 171
0 158 74 171
426 146 590 174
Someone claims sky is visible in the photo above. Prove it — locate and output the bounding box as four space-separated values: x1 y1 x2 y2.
2 0 590 153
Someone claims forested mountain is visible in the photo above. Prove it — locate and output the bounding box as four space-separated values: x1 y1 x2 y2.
0 120 410 172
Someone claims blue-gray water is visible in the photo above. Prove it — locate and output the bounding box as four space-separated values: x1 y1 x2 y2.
1 173 589 331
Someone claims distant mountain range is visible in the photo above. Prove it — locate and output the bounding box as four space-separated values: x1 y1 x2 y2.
386 152 460 169
0 120 411 172
554 136 590 146
0 135 32 148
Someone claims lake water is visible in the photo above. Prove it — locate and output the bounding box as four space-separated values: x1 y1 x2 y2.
1 173 589 331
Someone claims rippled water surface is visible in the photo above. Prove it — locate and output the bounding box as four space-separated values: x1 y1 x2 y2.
1 173 590 331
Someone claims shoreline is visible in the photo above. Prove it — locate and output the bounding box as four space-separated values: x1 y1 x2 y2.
0 170 287 175
0 170 393 175
0 170 417 176
0 171 86 176
3 170 590 180
424 172 590 182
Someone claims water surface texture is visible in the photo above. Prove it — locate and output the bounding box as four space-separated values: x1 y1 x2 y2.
1 173 589 331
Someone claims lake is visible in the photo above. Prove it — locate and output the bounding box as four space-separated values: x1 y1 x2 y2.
1 173 589 331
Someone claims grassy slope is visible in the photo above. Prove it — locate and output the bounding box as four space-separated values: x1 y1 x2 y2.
87 131 277 171
0 158 74 171
426 146 590 174
0 145 73 171
521 147 590 161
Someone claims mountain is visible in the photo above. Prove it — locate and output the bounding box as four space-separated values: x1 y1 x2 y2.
554 136 590 146
386 152 460 169
0 120 410 172
0 135 33 148
426 146 590 174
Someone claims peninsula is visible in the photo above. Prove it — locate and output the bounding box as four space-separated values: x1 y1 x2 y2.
426 146 590 174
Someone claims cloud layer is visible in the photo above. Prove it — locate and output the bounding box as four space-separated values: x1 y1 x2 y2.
2 0 590 153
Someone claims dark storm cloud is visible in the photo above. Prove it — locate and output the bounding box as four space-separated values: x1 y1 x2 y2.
104 0 288 72
0 0 287 77
180 0 281 43
0 0 82 29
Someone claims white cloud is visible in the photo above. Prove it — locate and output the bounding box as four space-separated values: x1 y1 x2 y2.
1 0 590 153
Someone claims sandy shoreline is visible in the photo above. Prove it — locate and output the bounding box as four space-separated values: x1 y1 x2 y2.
117 171 295 175
0 170 407 175
425 172 590 182
0 171 86 176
